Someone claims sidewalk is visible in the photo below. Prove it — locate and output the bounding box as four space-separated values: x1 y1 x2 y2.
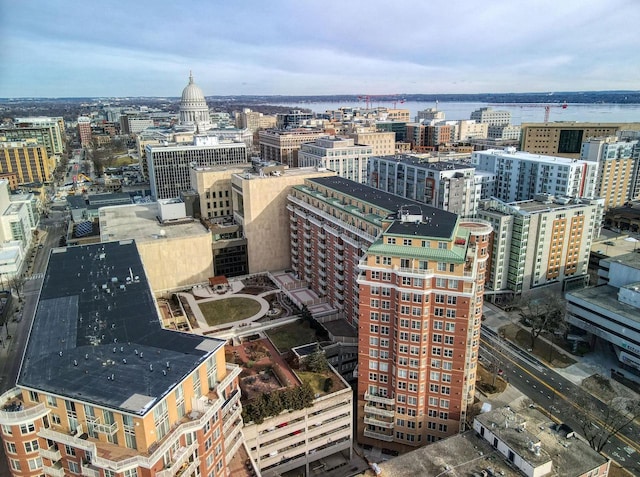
482 302 633 390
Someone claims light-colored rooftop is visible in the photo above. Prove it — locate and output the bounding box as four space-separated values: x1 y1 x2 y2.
567 284 640 326
99 203 209 243
475 148 590 165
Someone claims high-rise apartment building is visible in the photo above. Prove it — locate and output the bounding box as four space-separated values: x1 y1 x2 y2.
258 129 325 167
14 117 65 155
276 110 313 129
77 117 92 147
470 107 511 126
357 208 490 451
235 108 276 132
0 126 59 158
520 122 640 158
0 241 246 477
472 148 598 202
298 137 372 184
406 123 453 151
478 195 603 297
146 136 248 199
368 155 481 217
415 108 445 123
456 120 488 141
580 136 640 209
0 141 53 185
487 124 521 141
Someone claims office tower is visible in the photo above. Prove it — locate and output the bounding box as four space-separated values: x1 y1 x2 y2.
0 241 245 477
472 148 598 202
580 136 640 209
470 107 511 126
146 136 248 200
520 122 640 158
368 155 481 217
486 124 521 141
0 141 53 184
258 129 325 167
77 117 92 147
276 110 313 129
298 137 372 184
456 120 488 141
478 195 603 298
357 206 490 451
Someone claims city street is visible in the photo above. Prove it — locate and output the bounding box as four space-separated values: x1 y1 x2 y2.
480 327 640 473
0 209 66 395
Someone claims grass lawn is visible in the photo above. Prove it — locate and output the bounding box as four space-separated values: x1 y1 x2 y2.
501 323 576 368
296 370 340 396
114 156 137 166
198 297 262 326
266 320 317 351
476 364 508 394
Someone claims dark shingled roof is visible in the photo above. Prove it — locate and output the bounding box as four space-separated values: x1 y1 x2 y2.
307 176 458 239
18 240 224 415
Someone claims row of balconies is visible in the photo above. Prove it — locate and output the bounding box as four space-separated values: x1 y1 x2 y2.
363 404 394 418
363 391 394 406
156 440 199 477
363 428 394 442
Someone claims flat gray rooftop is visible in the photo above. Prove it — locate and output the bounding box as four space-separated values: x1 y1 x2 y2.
567 284 640 326
18 240 224 415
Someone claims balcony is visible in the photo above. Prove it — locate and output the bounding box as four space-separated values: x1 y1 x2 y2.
157 441 199 477
80 462 101 477
318 250 325 260
364 416 394 429
335 243 344 251
318 268 326 277
290 231 298 240
303 232 312 240
0 389 49 425
335 262 344 272
364 428 394 442
335 282 344 291
318 241 326 250
364 392 394 406
92 420 118 436
304 258 312 267
303 223 311 231
40 444 61 462
304 249 312 258
364 405 394 418
43 462 65 477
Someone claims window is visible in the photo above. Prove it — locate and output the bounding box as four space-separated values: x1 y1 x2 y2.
1 424 12 436
27 457 42 471
65 444 76 457
437 262 447 272
46 395 57 407
24 440 39 452
6 442 16 454
20 423 35 434
68 461 80 473
10 460 20 472
124 470 138 477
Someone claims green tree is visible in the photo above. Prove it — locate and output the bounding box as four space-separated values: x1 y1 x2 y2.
304 345 328 373
518 293 567 349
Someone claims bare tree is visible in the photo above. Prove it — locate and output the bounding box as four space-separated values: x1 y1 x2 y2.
7 275 26 299
572 394 640 452
518 293 567 349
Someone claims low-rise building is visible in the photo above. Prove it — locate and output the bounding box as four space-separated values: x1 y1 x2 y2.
566 252 640 377
298 136 372 184
259 129 326 167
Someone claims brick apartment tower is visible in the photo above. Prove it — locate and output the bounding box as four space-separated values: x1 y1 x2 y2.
357 209 491 452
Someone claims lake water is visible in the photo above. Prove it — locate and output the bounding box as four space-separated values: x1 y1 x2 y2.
266 101 640 125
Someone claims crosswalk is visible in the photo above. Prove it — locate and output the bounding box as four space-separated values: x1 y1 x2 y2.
27 273 44 281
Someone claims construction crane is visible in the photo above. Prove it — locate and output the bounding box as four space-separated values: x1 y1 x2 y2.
489 102 568 122
358 94 404 110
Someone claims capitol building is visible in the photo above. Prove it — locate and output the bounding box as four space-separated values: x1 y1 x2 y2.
179 71 212 131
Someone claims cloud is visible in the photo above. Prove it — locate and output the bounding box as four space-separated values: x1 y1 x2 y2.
1 0 639 96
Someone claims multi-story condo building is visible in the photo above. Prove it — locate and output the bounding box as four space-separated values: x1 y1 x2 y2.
0 241 248 477
376 121 408 142
487 124 521 141
276 110 313 129
234 108 276 133
14 117 65 155
580 136 640 209
406 123 453 151
0 141 53 185
456 120 488 141
470 107 511 126
478 195 603 298
357 205 490 451
258 129 325 167
472 148 598 202
368 155 480 217
347 131 396 157
298 137 372 184
415 108 445 123
120 116 154 135
0 126 60 158
520 122 640 158
566 252 640 378
146 136 248 199
77 117 92 147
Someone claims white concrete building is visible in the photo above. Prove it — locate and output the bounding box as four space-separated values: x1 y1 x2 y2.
368 155 481 216
298 137 372 184
472 148 598 202
470 107 511 126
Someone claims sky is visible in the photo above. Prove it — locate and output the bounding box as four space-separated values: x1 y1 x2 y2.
1 0 639 98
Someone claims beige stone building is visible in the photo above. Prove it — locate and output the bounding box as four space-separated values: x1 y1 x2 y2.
99 202 213 293
259 129 326 167
348 130 395 157
520 121 640 158
456 120 488 141
231 166 335 273
189 164 251 220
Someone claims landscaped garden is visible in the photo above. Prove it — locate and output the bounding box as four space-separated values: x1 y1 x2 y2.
265 320 319 352
198 297 262 326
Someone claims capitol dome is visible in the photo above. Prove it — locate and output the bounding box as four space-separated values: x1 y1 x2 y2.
179 72 211 129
